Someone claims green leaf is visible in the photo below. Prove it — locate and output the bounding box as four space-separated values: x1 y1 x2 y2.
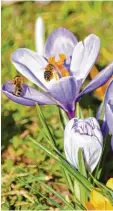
61 167 74 193
77 148 88 205
28 136 93 193
78 148 87 178
59 107 68 129
74 180 80 202
35 103 56 146
98 101 105 121
76 103 84 119
79 106 84 119
76 102 80 118
88 107 93 117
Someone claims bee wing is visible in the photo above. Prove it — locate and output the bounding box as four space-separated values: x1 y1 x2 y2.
8 80 15 84
40 67 46 71
20 76 25 84
18 75 27 84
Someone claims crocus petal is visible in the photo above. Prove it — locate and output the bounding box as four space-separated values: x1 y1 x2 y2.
48 76 81 113
11 48 57 90
70 34 100 81
100 116 109 138
105 80 113 135
2 81 56 106
64 117 103 172
44 27 78 63
35 16 44 55
96 102 109 137
105 79 113 103
105 104 113 135
77 62 113 100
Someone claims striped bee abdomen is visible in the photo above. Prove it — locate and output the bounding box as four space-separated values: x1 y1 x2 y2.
44 70 53 81
14 85 22 96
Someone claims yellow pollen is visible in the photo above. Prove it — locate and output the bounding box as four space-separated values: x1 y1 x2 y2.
48 56 56 65
59 53 66 61
47 53 70 80
57 53 66 66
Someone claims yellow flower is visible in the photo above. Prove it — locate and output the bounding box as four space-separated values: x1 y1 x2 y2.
85 178 113 210
106 178 113 190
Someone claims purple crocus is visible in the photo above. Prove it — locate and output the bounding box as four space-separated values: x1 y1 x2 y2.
2 28 113 119
104 79 113 149
64 117 103 172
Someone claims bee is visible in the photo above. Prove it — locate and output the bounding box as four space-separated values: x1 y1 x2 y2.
44 64 55 81
12 75 25 97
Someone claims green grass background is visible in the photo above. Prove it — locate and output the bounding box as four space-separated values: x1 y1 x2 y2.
1 1 113 210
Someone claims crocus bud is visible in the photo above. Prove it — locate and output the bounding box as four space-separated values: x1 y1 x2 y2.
64 117 103 172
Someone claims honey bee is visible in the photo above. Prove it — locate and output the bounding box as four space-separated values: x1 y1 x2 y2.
44 64 55 81
12 75 25 97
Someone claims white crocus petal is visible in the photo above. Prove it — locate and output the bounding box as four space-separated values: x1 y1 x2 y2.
11 48 56 90
64 117 103 172
70 34 100 82
35 16 44 55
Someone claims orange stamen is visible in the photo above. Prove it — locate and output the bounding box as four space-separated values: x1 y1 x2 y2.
58 66 70 77
57 53 66 66
47 53 69 80
59 53 66 61
48 56 56 65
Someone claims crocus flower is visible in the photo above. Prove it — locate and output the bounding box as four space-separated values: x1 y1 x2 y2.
35 16 44 56
2 28 113 119
85 178 113 210
64 117 103 172
104 79 113 149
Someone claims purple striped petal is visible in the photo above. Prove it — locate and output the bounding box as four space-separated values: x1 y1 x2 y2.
105 80 113 135
64 117 103 172
70 34 100 81
77 62 113 100
44 27 78 64
2 81 56 106
48 76 81 114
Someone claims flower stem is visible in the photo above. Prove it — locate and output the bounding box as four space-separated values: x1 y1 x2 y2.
67 110 75 120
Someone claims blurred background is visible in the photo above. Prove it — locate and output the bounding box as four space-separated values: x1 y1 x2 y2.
1 1 113 210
